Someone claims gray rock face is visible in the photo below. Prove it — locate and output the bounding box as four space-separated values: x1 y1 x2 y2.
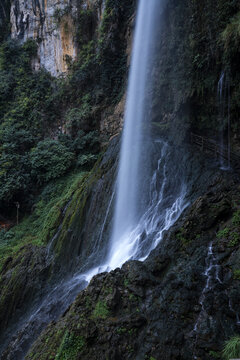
10 0 78 76
10 0 105 76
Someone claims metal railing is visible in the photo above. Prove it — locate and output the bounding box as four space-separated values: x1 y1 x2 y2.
190 133 240 170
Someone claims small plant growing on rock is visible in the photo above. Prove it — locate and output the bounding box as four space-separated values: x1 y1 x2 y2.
176 228 190 247
217 227 230 239
233 269 240 280
233 210 240 227
209 350 221 358
92 300 109 319
222 336 240 360
229 232 240 247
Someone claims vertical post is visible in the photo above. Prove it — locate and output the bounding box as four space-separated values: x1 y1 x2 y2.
15 202 20 225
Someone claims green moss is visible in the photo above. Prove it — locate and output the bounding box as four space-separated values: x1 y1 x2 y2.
92 301 109 319
117 327 127 334
228 232 240 248
217 227 230 239
177 228 190 247
56 331 85 360
221 12 240 50
232 210 240 227
0 171 86 271
208 350 221 359
233 269 240 280
129 294 138 302
128 328 136 336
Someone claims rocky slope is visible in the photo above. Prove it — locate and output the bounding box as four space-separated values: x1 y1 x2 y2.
19 161 240 360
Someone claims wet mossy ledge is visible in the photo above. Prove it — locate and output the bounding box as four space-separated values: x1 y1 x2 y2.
0 137 119 348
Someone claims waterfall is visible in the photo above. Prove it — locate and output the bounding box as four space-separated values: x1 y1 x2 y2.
107 0 163 268
217 71 231 170
1 1 190 358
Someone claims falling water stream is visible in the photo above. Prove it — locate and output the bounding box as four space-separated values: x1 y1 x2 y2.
0 1 190 358
218 71 231 170
192 242 222 359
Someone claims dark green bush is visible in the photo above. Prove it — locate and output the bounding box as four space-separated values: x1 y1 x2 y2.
30 140 75 184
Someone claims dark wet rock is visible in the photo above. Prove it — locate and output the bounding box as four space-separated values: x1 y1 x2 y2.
18 168 240 360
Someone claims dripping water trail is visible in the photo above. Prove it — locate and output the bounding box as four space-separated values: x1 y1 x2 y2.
192 242 222 359
94 188 115 254
227 80 231 169
47 199 72 257
217 71 231 171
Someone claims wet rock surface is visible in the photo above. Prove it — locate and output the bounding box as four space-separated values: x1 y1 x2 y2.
21 167 240 360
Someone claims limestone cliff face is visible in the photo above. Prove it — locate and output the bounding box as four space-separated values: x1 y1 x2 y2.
10 0 105 76
10 0 77 76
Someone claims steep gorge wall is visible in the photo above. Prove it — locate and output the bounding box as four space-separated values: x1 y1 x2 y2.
10 0 106 76
152 0 240 152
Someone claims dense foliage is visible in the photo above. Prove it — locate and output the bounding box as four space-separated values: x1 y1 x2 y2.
0 39 100 215
223 336 240 360
0 0 135 218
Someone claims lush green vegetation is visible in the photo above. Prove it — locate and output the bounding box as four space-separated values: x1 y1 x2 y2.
56 331 85 360
0 170 86 270
0 0 135 220
92 300 110 319
0 38 100 216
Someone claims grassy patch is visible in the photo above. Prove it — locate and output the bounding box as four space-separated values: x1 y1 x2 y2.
56 331 85 360
222 336 240 360
208 350 221 359
217 227 230 239
92 301 109 319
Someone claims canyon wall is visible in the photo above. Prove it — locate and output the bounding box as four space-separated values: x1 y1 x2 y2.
10 0 106 76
